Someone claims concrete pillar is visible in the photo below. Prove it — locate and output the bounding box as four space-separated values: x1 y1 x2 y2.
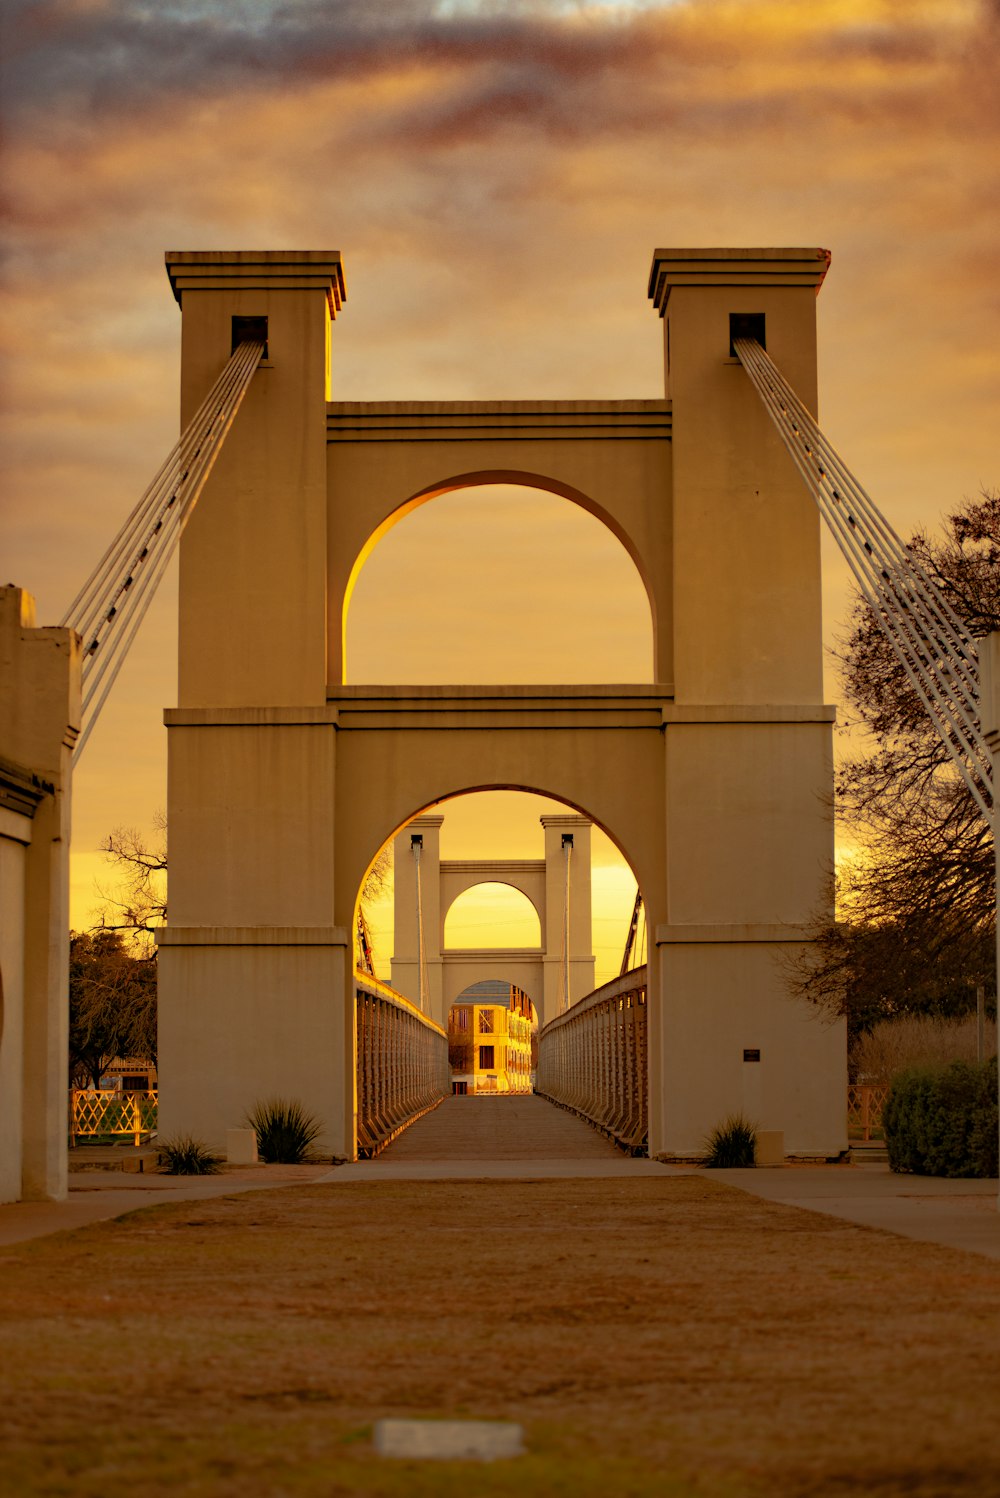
158 253 350 1159
165 251 345 709
540 814 596 1016
648 250 844 1159
649 247 829 706
0 586 80 1201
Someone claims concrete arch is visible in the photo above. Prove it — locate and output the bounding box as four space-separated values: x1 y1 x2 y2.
440 874 541 928
451 982 539 1022
338 470 659 684
351 784 649 946
445 959 543 1017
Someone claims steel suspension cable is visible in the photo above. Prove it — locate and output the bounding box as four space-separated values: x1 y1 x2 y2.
65 340 264 763
413 838 427 1014
733 336 992 821
562 836 572 1013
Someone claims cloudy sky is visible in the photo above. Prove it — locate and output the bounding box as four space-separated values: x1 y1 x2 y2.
2 0 997 982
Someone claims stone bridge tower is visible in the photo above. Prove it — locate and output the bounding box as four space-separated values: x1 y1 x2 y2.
156 247 845 1163
390 812 596 1029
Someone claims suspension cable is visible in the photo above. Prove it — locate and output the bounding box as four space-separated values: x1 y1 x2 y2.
733 336 992 822
620 889 643 976
561 836 572 1013
413 837 427 1014
65 340 264 763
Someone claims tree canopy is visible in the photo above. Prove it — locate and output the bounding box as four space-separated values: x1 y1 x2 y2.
69 929 157 1088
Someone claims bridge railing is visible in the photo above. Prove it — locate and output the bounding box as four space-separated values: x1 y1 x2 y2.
536 967 648 1155
355 973 450 1158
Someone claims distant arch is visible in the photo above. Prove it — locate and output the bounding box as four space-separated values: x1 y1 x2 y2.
443 881 542 950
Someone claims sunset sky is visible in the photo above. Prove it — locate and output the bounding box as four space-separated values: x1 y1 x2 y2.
2 0 997 985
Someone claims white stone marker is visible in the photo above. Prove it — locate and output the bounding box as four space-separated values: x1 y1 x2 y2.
373 1419 524 1461
225 1129 258 1165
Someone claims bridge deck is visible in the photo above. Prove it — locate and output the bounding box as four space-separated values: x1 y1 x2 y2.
376 1094 621 1162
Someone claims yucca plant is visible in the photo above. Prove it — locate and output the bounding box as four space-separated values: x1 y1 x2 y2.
156 1135 222 1175
245 1098 322 1164
703 1114 757 1168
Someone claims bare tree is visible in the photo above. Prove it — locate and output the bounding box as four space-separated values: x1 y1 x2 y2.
788 490 999 1038
357 844 392 975
96 812 167 949
97 812 394 975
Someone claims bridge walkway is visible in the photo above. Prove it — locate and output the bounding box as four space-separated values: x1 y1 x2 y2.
342 1093 682 1179
376 1094 620 1162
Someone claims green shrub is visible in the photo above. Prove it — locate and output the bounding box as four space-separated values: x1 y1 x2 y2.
156 1135 222 1175
883 1056 998 1178
246 1098 322 1164
704 1114 757 1168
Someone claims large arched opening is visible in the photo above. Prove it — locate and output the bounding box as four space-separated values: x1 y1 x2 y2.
349 784 647 1155
339 477 657 686
351 790 644 996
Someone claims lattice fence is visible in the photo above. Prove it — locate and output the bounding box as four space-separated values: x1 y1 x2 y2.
69 1090 158 1147
847 1083 890 1142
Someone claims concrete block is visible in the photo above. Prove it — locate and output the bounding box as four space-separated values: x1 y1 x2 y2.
373 1419 524 1462
756 1130 784 1167
226 1128 258 1165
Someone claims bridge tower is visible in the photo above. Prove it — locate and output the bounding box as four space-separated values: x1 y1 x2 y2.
157 246 845 1162
390 811 596 1028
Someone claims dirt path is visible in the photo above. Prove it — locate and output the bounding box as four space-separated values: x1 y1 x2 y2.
1 1174 998 1497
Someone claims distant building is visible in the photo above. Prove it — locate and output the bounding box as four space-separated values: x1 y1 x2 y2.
448 981 536 1095
99 1058 158 1093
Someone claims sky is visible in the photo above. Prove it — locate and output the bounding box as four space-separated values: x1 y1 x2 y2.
2 0 997 985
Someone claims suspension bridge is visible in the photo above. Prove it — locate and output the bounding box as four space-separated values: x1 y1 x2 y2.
2 246 996 1203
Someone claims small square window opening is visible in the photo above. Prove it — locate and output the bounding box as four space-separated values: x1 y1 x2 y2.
729 313 766 357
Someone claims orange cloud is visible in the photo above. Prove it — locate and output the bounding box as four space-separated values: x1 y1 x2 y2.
1 0 996 934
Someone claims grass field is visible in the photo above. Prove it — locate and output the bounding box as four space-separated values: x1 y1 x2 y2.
1 1176 998 1496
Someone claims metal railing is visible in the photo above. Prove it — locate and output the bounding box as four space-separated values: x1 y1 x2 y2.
847 1083 890 1142
355 974 450 1158
69 1089 158 1147
536 967 648 1154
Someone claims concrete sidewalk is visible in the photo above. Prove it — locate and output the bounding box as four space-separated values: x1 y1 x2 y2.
0 1164 328 1248
708 1163 1000 1261
4 1157 997 1261
3 1092 997 1261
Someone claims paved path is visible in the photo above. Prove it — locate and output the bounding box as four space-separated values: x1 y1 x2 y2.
711 1162 1000 1261
2 1095 997 1259
0 1165 328 1249
341 1094 675 1176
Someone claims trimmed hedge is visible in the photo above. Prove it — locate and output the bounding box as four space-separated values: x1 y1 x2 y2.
882 1056 998 1178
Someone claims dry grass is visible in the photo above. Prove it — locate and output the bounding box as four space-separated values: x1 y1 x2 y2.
1 1178 998 1497
852 1014 998 1084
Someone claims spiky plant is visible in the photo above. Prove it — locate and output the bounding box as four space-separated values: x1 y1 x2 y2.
703 1114 757 1168
156 1135 222 1175
245 1098 323 1164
